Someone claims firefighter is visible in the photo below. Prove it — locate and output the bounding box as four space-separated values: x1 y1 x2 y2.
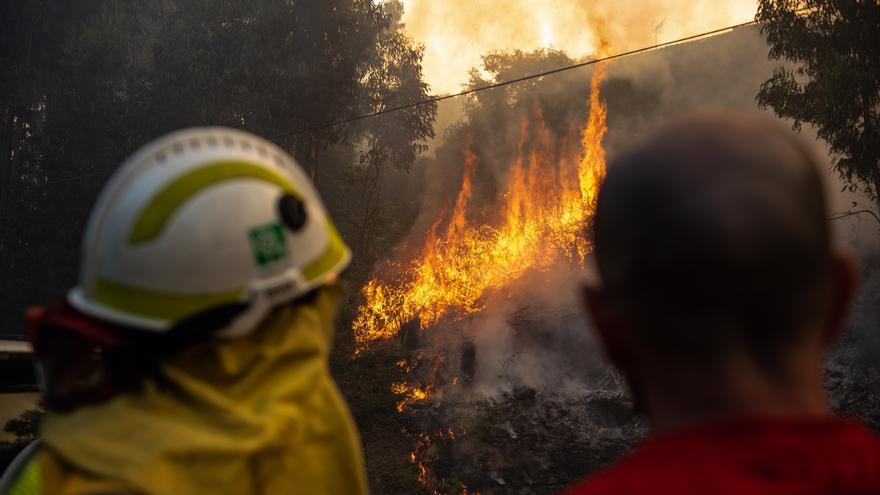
0 128 369 494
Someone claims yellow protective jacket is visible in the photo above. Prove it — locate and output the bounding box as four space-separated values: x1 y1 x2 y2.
3 286 369 495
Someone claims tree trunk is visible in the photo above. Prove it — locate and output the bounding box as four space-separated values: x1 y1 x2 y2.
356 159 382 257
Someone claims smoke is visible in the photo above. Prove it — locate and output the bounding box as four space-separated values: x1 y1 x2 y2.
403 259 613 400
377 20 880 400
399 0 758 94
464 264 615 397
361 12 880 491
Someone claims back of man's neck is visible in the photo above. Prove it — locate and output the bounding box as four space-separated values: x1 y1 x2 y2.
642 351 830 434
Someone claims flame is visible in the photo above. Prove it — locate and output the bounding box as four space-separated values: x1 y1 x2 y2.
361 40 612 494
391 353 446 412
354 64 609 350
411 433 433 484
391 381 431 413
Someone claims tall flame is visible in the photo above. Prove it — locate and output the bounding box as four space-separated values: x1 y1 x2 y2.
354 64 609 351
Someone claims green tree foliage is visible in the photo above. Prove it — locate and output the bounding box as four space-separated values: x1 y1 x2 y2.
0 0 435 337
756 1 880 214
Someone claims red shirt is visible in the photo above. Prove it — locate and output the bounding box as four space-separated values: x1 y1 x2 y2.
565 417 880 495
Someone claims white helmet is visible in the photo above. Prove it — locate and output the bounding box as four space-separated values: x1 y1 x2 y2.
68 127 351 337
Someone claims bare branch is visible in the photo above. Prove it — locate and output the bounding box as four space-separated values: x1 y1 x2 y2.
827 209 880 226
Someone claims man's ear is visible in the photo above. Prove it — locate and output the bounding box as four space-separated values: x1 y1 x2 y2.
821 249 859 346
582 284 628 370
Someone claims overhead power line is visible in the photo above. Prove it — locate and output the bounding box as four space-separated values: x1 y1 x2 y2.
271 17 763 139
8 16 775 192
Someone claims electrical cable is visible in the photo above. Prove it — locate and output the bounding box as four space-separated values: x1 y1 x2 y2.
270 18 764 139
5 17 773 192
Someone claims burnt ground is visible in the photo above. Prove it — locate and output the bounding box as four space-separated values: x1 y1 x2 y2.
336 253 880 495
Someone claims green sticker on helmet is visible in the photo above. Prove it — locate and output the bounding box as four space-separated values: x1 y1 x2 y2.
248 222 288 266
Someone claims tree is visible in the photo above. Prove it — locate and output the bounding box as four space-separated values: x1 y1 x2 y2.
138 0 434 178
0 0 436 338
756 1 880 220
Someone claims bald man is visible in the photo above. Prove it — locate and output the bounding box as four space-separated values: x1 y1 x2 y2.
566 113 880 494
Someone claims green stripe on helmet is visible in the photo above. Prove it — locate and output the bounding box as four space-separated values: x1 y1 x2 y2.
130 161 300 244
93 278 246 322
301 221 349 282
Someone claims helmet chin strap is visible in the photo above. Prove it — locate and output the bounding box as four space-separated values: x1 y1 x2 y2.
216 267 310 338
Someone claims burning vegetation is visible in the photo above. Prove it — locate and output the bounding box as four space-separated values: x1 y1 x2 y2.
348 25 880 494
353 64 609 350
351 63 611 492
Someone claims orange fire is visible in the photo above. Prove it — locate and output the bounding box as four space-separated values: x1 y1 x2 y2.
391 381 431 412
391 353 445 412
353 63 609 351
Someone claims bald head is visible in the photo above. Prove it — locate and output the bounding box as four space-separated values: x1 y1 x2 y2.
593 113 832 365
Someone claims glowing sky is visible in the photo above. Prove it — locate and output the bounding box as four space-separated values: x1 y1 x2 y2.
399 0 758 94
